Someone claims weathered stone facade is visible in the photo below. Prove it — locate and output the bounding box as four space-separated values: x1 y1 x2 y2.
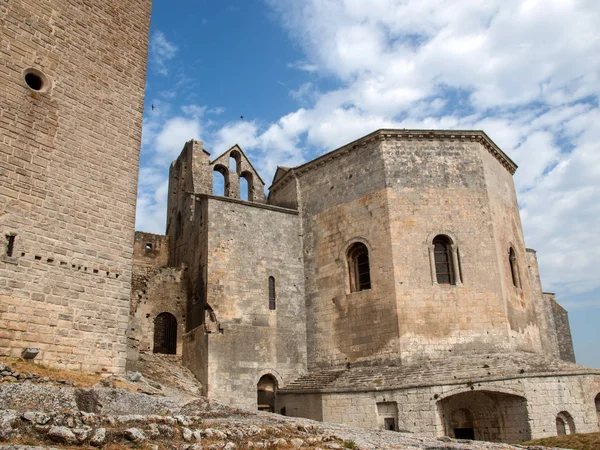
133 129 600 443
0 0 151 372
4 0 593 443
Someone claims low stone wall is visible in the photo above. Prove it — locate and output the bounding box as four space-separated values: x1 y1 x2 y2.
279 373 600 442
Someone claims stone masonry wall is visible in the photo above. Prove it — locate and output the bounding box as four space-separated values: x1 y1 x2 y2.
382 137 512 360
202 196 306 409
526 249 562 359
0 0 150 372
479 141 542 353
547 293 575 363
128 233 187 360
275 138 400 370
282 374 600 441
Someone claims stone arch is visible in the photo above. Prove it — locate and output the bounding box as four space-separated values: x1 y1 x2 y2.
426 230 462 285
556 411 575 435
229 149 242 174
213 164 229 196
257 373 278 413
346 241 371 293
240 170 254 201
437 389 531 443
436 384 525 401
153 312 177 355
595 393 600 426
425 230 461 247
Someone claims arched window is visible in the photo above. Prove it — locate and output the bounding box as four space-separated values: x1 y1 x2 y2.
230 150 241 174
213 165 229 196
268 276 276 310
509 247 521 288
257 374 278 412
240 171 253 202
347 242 371 292
153 312 177 355
433 235 454 284
556 411 575 435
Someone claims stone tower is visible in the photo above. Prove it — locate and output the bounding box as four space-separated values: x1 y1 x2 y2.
0 0 151 373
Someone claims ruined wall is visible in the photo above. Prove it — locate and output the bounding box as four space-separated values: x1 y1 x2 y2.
128 233 187 362
546 293 575 363
526 248 574 362
201 196 306 409
274 138 399 370
0 0 150 372
166 142 210 332
210 146 266 203
526 249 561 359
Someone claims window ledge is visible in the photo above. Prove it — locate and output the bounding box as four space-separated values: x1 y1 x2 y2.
0 255 18 265
347 288 373 296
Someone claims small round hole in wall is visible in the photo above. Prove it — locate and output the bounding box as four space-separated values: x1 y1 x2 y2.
23 68 50 92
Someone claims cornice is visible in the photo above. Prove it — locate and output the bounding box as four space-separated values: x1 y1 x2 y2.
268 129 518 192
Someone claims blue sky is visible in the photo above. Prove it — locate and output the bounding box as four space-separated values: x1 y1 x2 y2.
137 0 600 368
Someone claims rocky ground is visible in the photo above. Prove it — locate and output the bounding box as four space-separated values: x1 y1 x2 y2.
0 357 561 450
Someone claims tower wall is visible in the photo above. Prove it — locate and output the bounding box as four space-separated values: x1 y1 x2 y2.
199 196 306 409
381 137 514 360
286 138 401 370
0 0 151 372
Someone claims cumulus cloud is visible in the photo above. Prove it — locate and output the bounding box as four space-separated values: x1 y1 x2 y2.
150 31 178 76
256 0 600 302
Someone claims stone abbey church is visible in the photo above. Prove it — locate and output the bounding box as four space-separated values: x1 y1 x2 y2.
1 0 600 445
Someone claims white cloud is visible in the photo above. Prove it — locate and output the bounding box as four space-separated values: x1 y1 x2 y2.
154 117 202 165
287 60 319 72
255 0 600 304
136 103 205 233
150 31 178 76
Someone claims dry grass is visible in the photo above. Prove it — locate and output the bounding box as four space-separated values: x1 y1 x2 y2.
522 432 600 450
1 358 131 389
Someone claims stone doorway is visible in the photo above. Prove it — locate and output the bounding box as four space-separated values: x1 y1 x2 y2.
257 374 278 412
377 401 398 431
153 312 177 355
450 408 475 440
437 390 531 443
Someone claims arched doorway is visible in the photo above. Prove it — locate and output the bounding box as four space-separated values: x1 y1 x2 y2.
153 312 177 354
450 408 475 440
257 374 278 413
437 390 531 443
556 411 575 435
595 393 600 426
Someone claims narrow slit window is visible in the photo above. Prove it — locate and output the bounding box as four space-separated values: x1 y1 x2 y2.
509 247 521 288
433 235 454 284
347 242 371 292
5 234 15 257
268 276 276 310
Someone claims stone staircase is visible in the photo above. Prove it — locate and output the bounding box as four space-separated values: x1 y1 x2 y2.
284 369 346 390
